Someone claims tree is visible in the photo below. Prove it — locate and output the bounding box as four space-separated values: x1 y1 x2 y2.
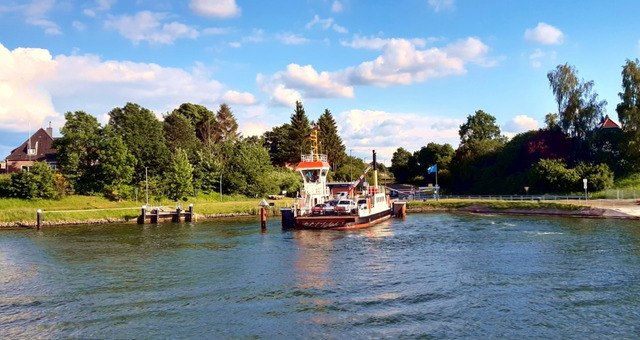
171 103 216 145
214 103 240 143
616 58 640 171
459 110 506 146
263 124 291 165
93 126 136 200
317 109 347 171
390 147 413 183
192 149 222 194
544 113 560 130
531 159 580 193
221 139 276 197
547 63 606 139
54 111 101 192
285 101 312 163
164 112 200 157
164 148 194 201
108 102 170 182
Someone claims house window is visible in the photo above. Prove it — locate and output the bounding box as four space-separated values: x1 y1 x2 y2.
21 165 31 172
49 162 57 170
27 148 36 155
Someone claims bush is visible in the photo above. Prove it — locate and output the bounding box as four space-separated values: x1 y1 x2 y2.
531 159 579 193
575 162 614 191
0 174 11 197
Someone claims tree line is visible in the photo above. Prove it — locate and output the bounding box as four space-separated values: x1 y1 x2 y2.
0 101 360 201
390 60 640 194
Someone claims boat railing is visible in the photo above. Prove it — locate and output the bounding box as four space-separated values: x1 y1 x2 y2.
300 154 328 162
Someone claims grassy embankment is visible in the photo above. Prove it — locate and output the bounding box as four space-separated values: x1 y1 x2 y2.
406 199 585 212
0 194 294 227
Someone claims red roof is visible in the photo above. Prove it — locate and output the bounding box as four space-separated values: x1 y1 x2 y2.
600 116 620 129
296 161 330 170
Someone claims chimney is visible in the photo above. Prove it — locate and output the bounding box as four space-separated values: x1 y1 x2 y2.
46 121 53 137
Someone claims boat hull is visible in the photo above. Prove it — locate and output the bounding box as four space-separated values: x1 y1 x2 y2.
294 208 392 230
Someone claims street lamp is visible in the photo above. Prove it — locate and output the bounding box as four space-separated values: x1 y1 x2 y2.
583 178 588 200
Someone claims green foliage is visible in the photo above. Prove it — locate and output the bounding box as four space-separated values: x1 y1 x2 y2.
164 112 200 157
171 102 216 145
192 149 222 194
458 110 507 146
547 63 606 139
0 174 11 197
54 111 101 193
616 59 640 171
108 102 171 182
285 101 312 163
390 147 412 183
222 139 276 197
531 159 579 193
9 162 59 199
263 124 291 165
269 167 302 197
164 148 194 201
214 103 240 143
575 162 614 191
317 109 347 171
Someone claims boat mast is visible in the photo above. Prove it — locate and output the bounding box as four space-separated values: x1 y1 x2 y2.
309 125 320 161
372 150 378 189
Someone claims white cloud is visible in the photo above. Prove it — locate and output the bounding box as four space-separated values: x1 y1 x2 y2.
276 33 309 45
260 36 494 103
342 37 493 86
72 20 86 31
105 11 199 45
524 22 564 45
503 115 539 137
229 29 265 47
0 44 59 132
189 0 241 18
222 90 257 105
0 43 264 135
331 1 344 13
527 48 556 68
83 0 116 17
25 0 61 35
258 64 354 106
339 109 462 160
305 15 348 33
428 0 455 12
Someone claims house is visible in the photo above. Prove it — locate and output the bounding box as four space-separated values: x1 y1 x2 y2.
4 126 57 173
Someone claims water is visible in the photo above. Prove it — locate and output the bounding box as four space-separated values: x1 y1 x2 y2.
2 213 640 338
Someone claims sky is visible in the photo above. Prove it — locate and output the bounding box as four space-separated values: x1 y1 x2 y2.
1 0 640 163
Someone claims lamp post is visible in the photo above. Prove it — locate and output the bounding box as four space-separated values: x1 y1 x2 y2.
583 178 588 201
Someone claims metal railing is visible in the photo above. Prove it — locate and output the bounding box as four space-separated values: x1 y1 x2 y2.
407 194 592 201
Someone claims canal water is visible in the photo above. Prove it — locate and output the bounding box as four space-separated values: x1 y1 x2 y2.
1 213 640 338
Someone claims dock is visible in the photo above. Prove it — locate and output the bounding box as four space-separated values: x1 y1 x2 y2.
137 204 195 224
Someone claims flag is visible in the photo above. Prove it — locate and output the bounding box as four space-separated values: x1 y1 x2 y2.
427 164 437 174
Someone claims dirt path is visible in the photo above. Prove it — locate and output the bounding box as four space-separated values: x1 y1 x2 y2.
564 199 640 217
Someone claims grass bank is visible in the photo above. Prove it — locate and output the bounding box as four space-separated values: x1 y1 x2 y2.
406 199 586 212
0 194 294 228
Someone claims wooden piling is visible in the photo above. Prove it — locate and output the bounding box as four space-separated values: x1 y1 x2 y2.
260 207 267 230
173 207 181 223
36 209 42 230
185 204 193 222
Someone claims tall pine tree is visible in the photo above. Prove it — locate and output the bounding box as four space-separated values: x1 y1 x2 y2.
214 103 239 143
285 101 312 163
317 109 346 170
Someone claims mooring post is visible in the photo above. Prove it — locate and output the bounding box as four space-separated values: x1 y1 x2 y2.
36 209 42 230
152 208 159 224
186 204 193 222
174 206 181 223
139 205 147 224
261 207 267 230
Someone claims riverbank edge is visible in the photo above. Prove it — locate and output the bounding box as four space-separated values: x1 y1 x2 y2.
2 200 639 229
407 205 640 219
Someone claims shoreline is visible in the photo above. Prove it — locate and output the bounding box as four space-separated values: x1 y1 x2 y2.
2 199 639 230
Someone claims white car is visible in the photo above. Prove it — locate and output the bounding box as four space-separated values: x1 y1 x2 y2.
334 199 357 215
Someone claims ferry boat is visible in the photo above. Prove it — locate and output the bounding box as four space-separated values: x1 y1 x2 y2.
281 127 397 230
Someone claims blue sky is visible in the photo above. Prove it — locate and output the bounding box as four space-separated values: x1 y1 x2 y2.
1 0 639 163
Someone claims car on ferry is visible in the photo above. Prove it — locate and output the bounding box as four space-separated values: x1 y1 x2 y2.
335 199 357 215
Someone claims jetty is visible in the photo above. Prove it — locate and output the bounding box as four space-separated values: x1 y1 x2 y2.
137 204 195 224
